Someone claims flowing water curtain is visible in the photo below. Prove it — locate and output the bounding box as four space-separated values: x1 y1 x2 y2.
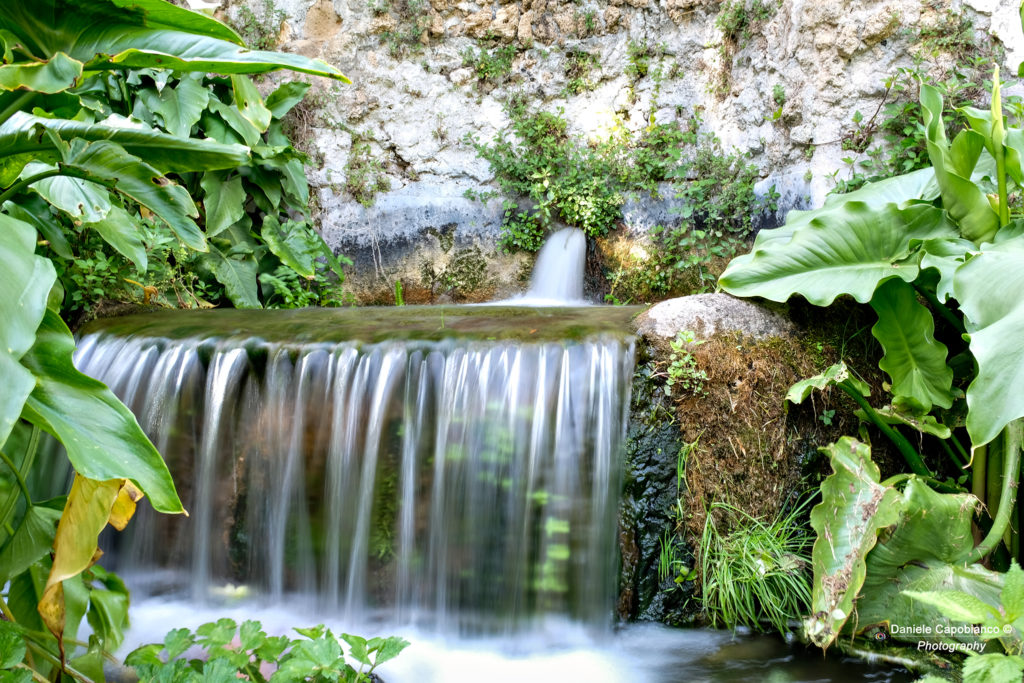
71 328 635 632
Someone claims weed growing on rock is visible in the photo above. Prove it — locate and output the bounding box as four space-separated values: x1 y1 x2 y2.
461 43 518 84
230 0 286 50
564 50 599 96
377 0 431 56
346 134 392 206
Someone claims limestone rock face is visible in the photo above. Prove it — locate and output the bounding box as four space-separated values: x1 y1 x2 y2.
223 0 1024 301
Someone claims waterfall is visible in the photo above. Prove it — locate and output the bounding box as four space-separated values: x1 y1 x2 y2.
516 228 588 305
71 310 635 635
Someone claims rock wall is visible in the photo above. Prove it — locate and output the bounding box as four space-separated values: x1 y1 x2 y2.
225 0 1024 301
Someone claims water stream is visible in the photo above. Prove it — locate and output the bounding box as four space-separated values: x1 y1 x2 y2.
53 231 908 681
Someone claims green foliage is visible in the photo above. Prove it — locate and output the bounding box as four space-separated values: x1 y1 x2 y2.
699 500 812 633
772 84 786 107
469 104 631 246
715 0 779 44
375 0 432 57
658 331 707 398
125 620 409 682
230 0 287 51
346 135 391 207
461 43 518 84
564 50 598 96
625 40 651 80
0 1 347 680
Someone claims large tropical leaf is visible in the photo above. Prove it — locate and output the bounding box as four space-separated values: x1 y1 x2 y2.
199 171 246 237
261 216 320 278
0 51 83 93
0 111 249 174
17 309 183 514
954 237 1024 446
206 245 260 308
87 205 148 271
0 0 348 82
869 279 954 411
51 137 206 251
0 213 56 448
804 438 902 648
921 85 1000 244
719 202 956 305
854 480 1002 647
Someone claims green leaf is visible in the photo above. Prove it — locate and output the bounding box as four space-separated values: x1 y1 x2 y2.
261 216 319 277
0 51 83 94
854 479 1002 643
164 627 196 660
196 618 237 647
200 172 246 238
902 590 1001 624
24 160 112 223
87 587 129 651
0 213 56 448
231 75 271 133
0 619 26 669
919 237 973 302
1004 562 1024 621
238 620 265 651
266 81 311 119
150 72 209 137
963 653 1024 683
719 202 956 305
87 205 148 271
0 504 61 585
869 278 953 411
0 0 348 82
368 636 410 668
856 404 952 439
18 309 183 513
954 237 1024 446
57 137 206 251
207 98 261 147
206 245 260 308
804 438 902 648
2 196 72 259
341 633 370 667
921 84 999 244
786 362 870 404
0 111 250 175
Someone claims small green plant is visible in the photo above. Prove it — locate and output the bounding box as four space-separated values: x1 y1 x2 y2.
662 330 708 398
461 43 518 83
125 619 409 682
625 40 651 80
576 8 597 37
377 0 432 56
564 50 598 96
394 279 405 306
230 0 286 50
700 501 812 633
715 0 778 44
772 83 786 106
346 136 391 206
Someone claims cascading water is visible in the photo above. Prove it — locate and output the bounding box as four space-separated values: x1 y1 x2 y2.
509 227 588 305
66 307 634 642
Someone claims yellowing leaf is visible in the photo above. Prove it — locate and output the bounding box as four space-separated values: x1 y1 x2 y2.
108 480 145 531
39 476 123 642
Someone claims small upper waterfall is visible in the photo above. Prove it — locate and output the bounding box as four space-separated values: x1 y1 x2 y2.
65 307 636 636
516 228 588 305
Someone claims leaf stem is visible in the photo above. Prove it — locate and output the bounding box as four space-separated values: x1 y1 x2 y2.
0 450 34 512
0 425 41 534
837 381 931 477
912 283 965 335
961 421 1021 564
0 91 36 127
0 169 62 204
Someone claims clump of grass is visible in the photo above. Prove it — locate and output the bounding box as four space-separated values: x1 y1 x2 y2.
699 500 812 633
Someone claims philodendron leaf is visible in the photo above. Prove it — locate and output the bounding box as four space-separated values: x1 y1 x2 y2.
921 84 999 244
722 167 941 278
262 216 320 277
0 213 56 447
804 437 902 648
231 75 272 133
719 202 955 305
0 504 61 585
902 590 1001 624
786 362 869 404
870 278 954 412
200 171 246 237
18 309 183 514
0 51 83 93
87 205 149 271
954 237 1024 446
854 479 1003 648
919 237 974 302
23 160 112 223
0 112 250 175
56 137 206 251
0 0 348 81
855 404 952 439
150 72 209 138
266 81 311 119
206 245 260 308
38 476 125 641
